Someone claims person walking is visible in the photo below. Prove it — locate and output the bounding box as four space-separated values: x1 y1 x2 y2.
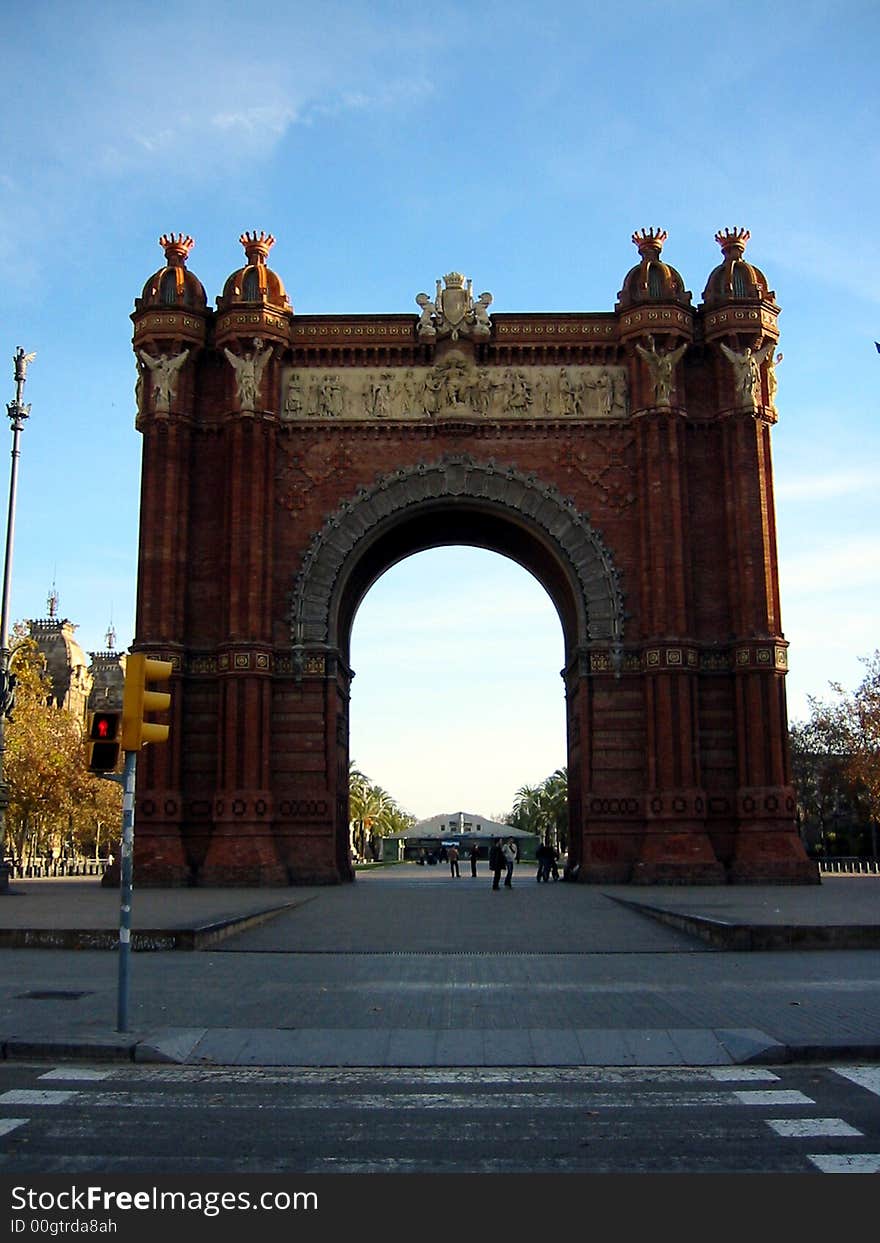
448 845 460 878
489 838 504 890
469 844 478 877
502 838 516 888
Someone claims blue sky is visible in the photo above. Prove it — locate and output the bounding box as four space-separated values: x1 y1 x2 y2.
1 1 877 819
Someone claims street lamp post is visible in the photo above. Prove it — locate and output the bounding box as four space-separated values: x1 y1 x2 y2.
0 346 35 893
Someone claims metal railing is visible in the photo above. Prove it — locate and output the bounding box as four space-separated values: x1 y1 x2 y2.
819 857 880 876
6 860 110 879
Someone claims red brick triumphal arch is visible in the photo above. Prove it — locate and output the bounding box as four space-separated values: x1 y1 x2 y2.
128 226 818 887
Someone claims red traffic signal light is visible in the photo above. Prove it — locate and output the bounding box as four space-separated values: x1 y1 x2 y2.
87 710 122 772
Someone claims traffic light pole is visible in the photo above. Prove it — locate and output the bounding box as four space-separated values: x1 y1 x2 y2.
116 750 137 1033
112 652 172 1030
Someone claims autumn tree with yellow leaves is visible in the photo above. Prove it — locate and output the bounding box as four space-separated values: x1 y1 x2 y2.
3 634 121 866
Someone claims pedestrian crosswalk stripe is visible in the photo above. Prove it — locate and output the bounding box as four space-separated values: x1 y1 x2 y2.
766 1118 862 1137
832 1066 880 1098
709 1068 779 1082
733 1090 814 1105
807 1154 880 1173
40 1067 112 1081
0 1089 78 1105
0 1118 28 1136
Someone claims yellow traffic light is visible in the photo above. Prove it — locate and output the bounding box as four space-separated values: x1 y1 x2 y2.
87 709 122 772
122 653 172 751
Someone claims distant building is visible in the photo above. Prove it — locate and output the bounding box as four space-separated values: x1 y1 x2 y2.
26 591 125 721
386 810 538 861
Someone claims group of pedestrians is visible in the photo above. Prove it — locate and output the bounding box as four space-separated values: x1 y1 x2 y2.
535 839 560 882
447 844 479 878
445 839 516 886
445 837 560 888
488 838 517 889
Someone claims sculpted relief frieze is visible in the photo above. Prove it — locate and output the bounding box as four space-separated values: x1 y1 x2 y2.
280 361 629 423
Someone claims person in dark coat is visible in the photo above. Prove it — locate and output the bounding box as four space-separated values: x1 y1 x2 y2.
469 844 478 877
489 838 504 890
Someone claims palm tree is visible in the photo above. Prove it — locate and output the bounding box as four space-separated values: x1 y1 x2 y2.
510 784 541 834
540 767 568 854
510 768 568 853
348 763 414 861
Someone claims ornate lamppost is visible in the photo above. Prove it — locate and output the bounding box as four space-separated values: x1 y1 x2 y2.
0 346 35 892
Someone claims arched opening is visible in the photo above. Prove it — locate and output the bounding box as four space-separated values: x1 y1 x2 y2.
348 546 567 863
288 458 626 882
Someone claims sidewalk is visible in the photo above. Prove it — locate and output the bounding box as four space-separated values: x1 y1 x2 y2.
0 868 878 1068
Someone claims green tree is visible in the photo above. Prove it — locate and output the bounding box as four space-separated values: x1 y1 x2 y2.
791 650 880 857
789 717 851 853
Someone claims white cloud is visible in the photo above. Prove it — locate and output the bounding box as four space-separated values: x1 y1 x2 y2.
780 537 880 594
776 470 876 501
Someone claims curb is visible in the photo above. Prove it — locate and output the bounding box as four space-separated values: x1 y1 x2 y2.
607 897 880 951
0 899 305 952
6 1024 879 1073
2 1036 141 1062
2 1040 876 1067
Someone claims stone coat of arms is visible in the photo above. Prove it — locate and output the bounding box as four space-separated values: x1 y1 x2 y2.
416 273 493 341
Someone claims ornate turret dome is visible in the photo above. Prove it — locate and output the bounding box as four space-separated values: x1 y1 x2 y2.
136 234 207 310
616 228 692 310
218 231 291 312
702 228 775 306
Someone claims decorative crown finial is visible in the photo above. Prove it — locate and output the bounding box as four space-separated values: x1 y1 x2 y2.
443 271 466 289
715 227 750 255
632 228 668 255
240 231 276 264
159 234 194 265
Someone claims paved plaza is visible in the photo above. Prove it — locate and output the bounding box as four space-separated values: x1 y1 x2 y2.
0 866 878 1067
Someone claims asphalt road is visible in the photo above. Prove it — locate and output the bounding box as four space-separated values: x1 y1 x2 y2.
1 1059 878 1176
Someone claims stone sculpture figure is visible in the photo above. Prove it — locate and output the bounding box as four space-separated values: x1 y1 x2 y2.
470 368 493 416
635 334 688 406
503 370 531 415
137 347 189 413
472 292 493 337
368 374 393 419
415 292 437 340
558 369 579 417
767 351 783 410
284 372 304 419
423 368 443 417
719 339 776 408
318 374 344 419
224 338 271 410
393 370 418 416
596 370 614 417
438 358 470 408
